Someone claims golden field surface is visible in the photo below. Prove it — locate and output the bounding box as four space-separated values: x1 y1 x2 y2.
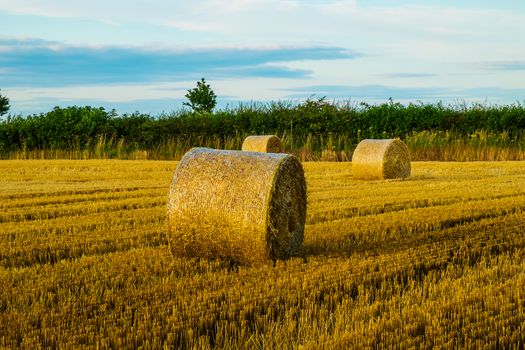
1 160 524 349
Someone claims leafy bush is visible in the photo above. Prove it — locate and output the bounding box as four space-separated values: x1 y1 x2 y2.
1 100 524 159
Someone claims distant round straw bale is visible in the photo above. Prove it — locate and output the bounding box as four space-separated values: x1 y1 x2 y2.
352 139 411 180
167 147 307 265
241 135 284 153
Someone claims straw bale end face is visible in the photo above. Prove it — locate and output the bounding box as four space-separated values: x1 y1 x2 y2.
167 148 306 266
242 135 284 153
352 139 411 180
267 156 307 260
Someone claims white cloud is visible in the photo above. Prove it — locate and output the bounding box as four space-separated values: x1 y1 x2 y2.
1 1 525 112
7 83 187 102
1 1 524 58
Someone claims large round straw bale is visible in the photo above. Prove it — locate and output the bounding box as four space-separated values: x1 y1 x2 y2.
352 139 411 180
241 135 284 153
167 147 307 265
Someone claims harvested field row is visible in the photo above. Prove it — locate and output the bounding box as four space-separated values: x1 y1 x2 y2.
0 160 524 348
0 196 165 223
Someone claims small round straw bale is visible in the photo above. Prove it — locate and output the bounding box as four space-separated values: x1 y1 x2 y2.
241 135 284 153
167 147 307 265
352 139 411 180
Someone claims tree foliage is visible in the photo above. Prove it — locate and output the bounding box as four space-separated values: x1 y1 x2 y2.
0 90 10 116
183 78 217 113
1 100 525 158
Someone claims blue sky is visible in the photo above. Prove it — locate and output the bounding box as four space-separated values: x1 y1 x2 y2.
1 0 524 115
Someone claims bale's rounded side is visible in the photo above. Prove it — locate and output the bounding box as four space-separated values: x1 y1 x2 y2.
167 147 306 265
241 135 283 153
352 139 411 180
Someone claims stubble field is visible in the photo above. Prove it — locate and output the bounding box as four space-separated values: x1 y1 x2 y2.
1 160 524 349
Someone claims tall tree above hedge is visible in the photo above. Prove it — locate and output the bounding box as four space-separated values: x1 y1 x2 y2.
0 90 10 116
183 78 217 113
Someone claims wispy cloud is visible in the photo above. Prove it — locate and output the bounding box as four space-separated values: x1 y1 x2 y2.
484 61 525 71
282 84 525 103
282 84 451 100
384 73 437 78
9 96 189 116
2 1 525 114
6 82 525 116
462 87 525 100
0 38 358 87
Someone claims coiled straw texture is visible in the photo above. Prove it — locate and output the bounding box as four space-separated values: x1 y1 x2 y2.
241 135 284 153
167 148 307 265
352 139 411 180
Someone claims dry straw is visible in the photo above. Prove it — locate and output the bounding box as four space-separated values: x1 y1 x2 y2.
167 147 307 265
241 135 284 153
352 139 411 180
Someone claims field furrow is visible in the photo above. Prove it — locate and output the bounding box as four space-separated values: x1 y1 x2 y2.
0 160 524 348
